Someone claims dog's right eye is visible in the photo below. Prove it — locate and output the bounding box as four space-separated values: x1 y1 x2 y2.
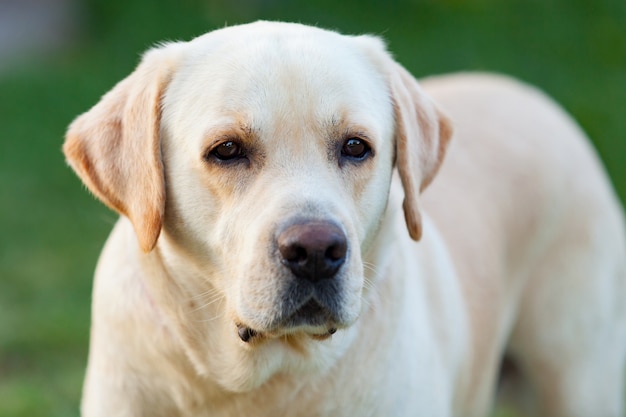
341 137 371 161
207 141 245 162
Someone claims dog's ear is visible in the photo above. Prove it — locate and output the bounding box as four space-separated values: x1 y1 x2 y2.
389 61 453 241
63 44 183 252
352 35 452 240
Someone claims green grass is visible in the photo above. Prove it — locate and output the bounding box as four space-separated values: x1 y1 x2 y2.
0 0 624 415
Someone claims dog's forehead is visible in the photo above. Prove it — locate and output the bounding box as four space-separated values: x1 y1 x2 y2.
163 22 393 143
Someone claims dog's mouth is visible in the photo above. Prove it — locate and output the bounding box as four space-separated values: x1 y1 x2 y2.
236 324 337 343
236 300 339 343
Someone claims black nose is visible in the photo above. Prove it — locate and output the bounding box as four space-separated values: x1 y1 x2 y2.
277 222 348 282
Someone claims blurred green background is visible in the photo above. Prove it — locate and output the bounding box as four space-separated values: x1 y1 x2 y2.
0 0 624 416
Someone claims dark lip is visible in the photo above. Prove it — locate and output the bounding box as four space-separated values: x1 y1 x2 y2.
236 299 338 343
254 297 339 333
283 298 334 328
260 277 344 330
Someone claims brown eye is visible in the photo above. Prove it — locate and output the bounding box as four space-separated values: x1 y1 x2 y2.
341 138 370 160
209 141 243 161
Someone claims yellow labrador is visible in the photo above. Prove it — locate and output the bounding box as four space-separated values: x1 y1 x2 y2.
64 21 626 417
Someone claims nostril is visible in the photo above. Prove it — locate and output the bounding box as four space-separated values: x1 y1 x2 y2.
280 243 308 264
326 241 347 262
294 246 308 263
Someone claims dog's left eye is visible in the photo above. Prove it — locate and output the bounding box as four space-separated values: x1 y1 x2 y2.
207 141 245 162
341 138 371 160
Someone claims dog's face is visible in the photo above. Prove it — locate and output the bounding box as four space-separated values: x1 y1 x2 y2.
160 24 396 342
64 21 451 391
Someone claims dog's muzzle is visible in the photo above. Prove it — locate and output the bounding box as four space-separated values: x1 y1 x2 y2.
237 220 350 343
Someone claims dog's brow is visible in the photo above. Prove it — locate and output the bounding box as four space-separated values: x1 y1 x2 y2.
329 116 341 128
203 122 257 143
325 117 375 143
324 112 376 140
240 123 255 136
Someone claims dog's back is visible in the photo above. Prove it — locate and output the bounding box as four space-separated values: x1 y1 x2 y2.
422 73 626 416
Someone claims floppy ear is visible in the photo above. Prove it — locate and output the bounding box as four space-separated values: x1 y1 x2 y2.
388 62 453 241
63 45 182 252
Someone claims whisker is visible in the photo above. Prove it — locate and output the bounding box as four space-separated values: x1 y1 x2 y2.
360 261 385 313
193 302 227 323
192 294 225 313
189 284 221 301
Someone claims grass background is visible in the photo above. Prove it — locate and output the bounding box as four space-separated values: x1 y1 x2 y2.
0 0 624 415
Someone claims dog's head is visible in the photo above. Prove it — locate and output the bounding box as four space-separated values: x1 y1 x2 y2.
64 21 451 390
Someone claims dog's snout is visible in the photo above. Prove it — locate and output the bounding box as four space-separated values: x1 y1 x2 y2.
278 222 347 281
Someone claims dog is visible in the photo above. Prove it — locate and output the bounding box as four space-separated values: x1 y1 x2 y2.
63 21 626 416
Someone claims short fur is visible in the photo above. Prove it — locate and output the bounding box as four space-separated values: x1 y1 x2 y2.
64 21 626 417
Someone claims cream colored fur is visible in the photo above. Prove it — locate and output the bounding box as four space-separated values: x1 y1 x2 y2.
64 21 626 417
